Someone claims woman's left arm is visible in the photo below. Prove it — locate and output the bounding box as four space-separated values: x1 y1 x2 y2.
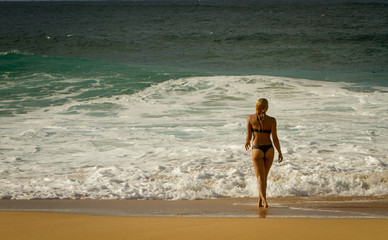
271 118 283 163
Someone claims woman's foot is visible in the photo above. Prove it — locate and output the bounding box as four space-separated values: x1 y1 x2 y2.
259 197 269 208
258 197 264 208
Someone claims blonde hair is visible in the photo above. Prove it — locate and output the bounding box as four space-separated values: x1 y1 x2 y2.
256 98 268 130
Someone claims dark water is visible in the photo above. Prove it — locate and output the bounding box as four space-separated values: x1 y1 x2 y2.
1 1 387 81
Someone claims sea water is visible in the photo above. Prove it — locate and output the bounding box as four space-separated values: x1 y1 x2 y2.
0 1 387 199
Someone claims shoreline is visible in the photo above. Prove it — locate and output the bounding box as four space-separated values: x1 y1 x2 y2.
1 196 387 219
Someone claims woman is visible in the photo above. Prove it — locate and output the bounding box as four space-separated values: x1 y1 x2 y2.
245 98 283 208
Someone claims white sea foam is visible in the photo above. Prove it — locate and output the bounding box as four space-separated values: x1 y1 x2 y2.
0 75 387 199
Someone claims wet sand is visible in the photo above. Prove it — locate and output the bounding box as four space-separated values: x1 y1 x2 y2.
1 196 387 218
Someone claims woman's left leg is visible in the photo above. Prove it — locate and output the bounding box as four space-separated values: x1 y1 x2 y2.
264 148 275 179
262 148 275 208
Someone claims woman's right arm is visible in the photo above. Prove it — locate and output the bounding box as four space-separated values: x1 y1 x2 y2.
271 118 283 163
245 116 252 150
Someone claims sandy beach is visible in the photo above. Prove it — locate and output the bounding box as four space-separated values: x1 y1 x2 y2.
1 196 387 240
1 212 387 240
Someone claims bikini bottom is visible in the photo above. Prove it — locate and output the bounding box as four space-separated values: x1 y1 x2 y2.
252 144 273 154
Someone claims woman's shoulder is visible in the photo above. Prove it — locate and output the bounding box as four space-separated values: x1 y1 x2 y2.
266 115 277 123
247 114 257 125
247 113 256 120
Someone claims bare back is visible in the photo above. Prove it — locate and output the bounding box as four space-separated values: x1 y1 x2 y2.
247 113 275 146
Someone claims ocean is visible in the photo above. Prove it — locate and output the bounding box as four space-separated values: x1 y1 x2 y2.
0 0 387 200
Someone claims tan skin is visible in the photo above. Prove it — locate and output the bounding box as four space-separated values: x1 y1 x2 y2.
245 109 283 208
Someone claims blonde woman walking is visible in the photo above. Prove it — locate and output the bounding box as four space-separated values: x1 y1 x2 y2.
245 98 283 208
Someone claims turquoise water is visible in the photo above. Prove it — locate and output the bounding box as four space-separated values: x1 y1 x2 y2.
1 51 199 116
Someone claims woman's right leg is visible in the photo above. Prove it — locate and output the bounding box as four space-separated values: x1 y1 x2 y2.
252 150 267 208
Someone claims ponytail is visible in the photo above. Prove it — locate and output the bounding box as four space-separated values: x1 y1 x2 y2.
256 98 268 130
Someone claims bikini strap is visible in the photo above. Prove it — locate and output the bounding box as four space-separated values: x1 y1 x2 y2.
252 128 271 133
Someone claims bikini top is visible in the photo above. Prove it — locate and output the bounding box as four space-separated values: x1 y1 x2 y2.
252 128 271 134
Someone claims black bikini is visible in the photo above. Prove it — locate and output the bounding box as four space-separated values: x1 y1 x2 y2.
251 128 273 154
252 144 273 154
252 128 271 134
